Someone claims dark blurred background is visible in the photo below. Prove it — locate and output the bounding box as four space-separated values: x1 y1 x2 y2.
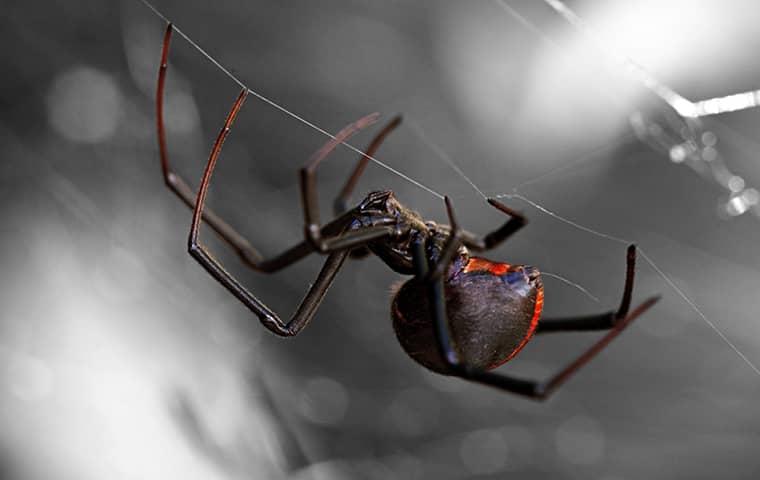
2 0 760 478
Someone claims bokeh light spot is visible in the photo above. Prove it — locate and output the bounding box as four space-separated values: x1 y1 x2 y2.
298 377 349 425
701 146 717 162
727 175 745 193
669 144 687 163
386 387 440 437
47 66 122 143
555 415 605 465
701 131 717 147
46 65 123 143
459 428 509 475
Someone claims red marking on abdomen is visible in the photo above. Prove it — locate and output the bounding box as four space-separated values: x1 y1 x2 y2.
463 257 511 276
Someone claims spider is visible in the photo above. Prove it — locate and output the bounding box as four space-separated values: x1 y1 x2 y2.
156 24 659 400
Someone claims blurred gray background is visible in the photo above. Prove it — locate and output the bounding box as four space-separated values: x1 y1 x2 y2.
2 0 760 478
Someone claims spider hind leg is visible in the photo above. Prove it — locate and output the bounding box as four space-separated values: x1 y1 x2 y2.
417 200 659 399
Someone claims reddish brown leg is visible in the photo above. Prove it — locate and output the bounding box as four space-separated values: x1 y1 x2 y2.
157 23 268 268
537 297 659 398
186 90 395 335
331 115 403 259
299 113 395 251
461 198 527 252
158 23 391 273
332 115 403 215
537 245 637 333
420 202 659 400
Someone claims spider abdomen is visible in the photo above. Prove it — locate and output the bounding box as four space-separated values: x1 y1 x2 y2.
391 258 544 374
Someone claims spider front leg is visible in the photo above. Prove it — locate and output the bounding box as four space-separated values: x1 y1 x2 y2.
157 24 266 267
332 115 403 215
331 115 402 259
187 90 397 336
300 114 405 252
159 23 392 272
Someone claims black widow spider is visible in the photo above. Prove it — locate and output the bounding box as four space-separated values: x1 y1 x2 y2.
156 24 659 400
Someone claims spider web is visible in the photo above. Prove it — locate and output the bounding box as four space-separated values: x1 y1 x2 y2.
136 0 759 377
127 0 760 476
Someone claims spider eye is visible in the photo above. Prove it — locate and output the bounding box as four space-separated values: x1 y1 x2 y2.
360 190 396 212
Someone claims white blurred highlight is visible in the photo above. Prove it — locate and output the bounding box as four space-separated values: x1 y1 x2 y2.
583 1 711 76
726 189 759 216
0 206 289 479
548 0 760 119
4 351 54 401
694 90 760 117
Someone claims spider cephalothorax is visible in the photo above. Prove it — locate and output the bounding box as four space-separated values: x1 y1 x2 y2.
156 23 659 400
347 190 424 274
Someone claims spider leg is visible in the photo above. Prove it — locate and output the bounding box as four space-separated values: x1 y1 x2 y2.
461 198 527 252
157 24 271 268
190 240 349 337
412 233 541 398
300 113 401 251
159 24 392 273
535 297 658 398
426 196 464 281
188 89 396 336
419 200 660 400
332 115 402 260
332 115 403 215
537 245 640 333
414 197 538 395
